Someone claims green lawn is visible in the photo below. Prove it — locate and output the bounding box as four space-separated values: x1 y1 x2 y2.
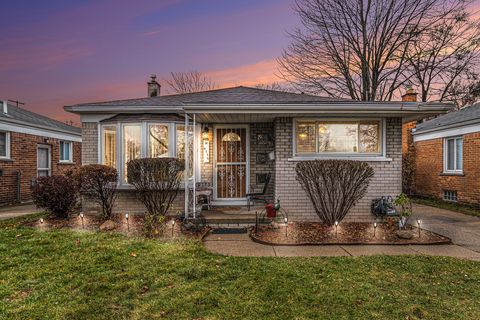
413 197 480 217
1 216 479 319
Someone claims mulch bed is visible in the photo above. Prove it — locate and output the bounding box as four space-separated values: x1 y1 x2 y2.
250 222 451 245
23 214 209 240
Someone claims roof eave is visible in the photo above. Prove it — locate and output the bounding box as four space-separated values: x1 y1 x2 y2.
413 118 480 135
0 117 81 137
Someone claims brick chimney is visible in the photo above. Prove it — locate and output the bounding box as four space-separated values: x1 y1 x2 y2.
402 84 417 102
147 75 161 97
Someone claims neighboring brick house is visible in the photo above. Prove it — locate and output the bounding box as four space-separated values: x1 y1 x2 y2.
410 104 480 207
65 76 452 221
0 101 82 206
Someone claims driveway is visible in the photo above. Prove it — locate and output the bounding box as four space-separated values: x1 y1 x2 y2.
412 203 480 253
0 203 42 221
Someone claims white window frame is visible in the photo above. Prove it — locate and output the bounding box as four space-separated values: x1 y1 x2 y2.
292 118 386 158
37 144 51 177
0 131 11 159
99 121 200 186
59 141 73 163
443 136 463 174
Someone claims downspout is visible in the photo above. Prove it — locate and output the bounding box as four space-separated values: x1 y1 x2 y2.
193 113 196 219
16 170 21 203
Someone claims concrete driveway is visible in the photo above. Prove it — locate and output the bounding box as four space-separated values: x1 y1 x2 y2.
412 203 480 253
0 203 42 221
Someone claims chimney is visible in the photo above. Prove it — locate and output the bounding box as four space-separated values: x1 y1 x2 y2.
402 85 417 102
2 101 7 114
147 74 161 97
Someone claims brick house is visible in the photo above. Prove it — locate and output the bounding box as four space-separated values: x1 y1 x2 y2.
410 103 480 207
65 76 452 221
0 101 82 206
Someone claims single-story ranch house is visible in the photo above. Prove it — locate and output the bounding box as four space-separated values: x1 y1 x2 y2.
65 77 453 221
411 103 480 206
0 100 82 206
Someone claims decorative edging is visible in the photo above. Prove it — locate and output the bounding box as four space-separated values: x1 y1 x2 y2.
248 229 452 246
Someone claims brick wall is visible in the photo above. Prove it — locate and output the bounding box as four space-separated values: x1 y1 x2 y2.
274 117 402 222
0 131 81 206
82 122 98 164
413 132 480 205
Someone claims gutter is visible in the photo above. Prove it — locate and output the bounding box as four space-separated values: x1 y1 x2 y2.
412 118 480 135
0 118 81 137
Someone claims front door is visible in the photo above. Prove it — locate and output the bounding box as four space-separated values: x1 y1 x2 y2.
214 125 249 200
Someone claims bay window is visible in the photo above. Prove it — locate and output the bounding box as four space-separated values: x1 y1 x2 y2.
101 121 195 184
295 119 382 155
444 136 463 173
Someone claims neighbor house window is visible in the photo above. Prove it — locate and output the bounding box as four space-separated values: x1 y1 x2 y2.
37 145 51 177
295 119 382 155
101 122 195 183
444 137 463 173
443 190 458 202
0 131 10 159
59 141 73 162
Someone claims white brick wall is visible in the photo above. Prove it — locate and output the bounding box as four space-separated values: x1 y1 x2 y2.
274 117 402 222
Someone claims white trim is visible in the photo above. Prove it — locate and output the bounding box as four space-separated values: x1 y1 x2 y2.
288 156 393 162
37 144 52 177
413 123 480 142
0 121 81 142
443 136 463 174
59 140 74 163
213 124 250 201
80 114 116 122
0 131 10 159
292 117 385 158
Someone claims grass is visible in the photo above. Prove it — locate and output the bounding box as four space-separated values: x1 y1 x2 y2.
413 197 480 217
0 216 479 319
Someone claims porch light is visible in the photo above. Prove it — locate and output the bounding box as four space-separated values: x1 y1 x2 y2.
222 132 241 142
202 126 209 140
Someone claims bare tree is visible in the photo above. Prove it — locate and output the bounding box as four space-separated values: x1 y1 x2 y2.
254 82 288 91
444 77 480 108
278 0 466 101
405 3 480 103
166 71 216 94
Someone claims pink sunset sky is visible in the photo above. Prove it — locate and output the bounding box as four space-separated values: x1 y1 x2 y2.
1 0 479 125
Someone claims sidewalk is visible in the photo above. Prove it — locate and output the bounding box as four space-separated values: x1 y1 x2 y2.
0 203 41 221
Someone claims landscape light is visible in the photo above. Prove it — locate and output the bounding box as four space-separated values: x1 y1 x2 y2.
335 221 339 237
171 219 175 237
373 222 377 238
125 213 130 232
39 218 44 224
417 219 422 238
284 217 288 238
79 212 85 229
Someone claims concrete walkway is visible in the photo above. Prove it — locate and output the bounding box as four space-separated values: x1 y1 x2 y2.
0 203 41 221
204 203 480 260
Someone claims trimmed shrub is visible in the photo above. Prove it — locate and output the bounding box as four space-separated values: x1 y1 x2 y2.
127 158 184 236
32 174 78 218
295 160 374 225
74 164 118 219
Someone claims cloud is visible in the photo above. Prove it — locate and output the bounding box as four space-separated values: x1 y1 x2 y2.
206 59 281 87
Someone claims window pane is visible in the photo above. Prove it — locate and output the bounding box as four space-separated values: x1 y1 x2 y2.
359 122 380 153
149 124 168 158
124 124 141 181
103 126 116 168
447 139 455 170
64 143 70 161
456 138 463 170
60 141 65 160
0 132 6 157
296 121 316 153
318 122 357 152
176 125 193 178
38 148 49 169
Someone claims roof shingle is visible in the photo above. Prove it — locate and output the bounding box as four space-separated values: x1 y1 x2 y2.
415 103 480 133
